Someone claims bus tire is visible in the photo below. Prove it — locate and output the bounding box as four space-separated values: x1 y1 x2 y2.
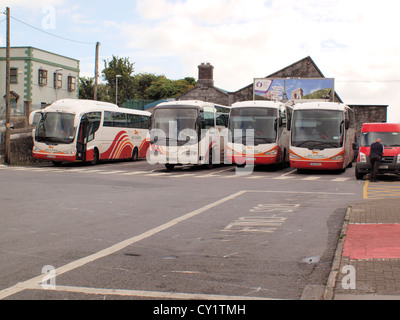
205 149 214 169
89 148 99 166
52 161 62 167
165 164 175 171
131 148 139 161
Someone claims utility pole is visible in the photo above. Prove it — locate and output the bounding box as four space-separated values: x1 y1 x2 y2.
4 7 11 165
93 42 100 100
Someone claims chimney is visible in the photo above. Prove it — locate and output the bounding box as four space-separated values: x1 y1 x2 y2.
198 62 214 88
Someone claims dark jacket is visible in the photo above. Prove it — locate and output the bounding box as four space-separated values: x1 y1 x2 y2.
370 142 384 158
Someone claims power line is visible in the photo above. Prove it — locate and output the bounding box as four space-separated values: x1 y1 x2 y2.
337 80 400 83
10 15 96 45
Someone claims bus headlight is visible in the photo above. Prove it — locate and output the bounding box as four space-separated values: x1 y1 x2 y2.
330 154 344 161
265 149 278 156
65 148 77 154
359 152 367 163
397 154 400 164
290 153 301 160
33 146 41 152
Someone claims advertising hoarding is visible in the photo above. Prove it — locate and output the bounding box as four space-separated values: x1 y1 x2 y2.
253 78 335 102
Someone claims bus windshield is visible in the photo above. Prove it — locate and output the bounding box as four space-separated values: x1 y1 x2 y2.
361 132 400 147
291 110 344 149
153 108 198 145
229 107 278 145
36 112 76 144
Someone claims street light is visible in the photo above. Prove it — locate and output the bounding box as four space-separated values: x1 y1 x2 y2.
116 75 122 106
55 68 63 101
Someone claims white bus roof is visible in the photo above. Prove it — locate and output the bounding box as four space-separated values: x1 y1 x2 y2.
293 102 349 111
155 100 229 110
40 99 151 116
231 100 285 109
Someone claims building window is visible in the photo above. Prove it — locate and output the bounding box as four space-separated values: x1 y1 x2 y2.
10 68 18 84
54 72 62 89
68 76 76 91
39 69 48 86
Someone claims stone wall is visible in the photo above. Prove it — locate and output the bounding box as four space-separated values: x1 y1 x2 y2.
0 128 36 165
350 105 388 142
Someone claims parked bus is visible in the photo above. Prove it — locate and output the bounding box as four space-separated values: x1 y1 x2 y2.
148 100 230 170
355 123 400 180
29 99 151 166
289 102 356 171
226 100 292 167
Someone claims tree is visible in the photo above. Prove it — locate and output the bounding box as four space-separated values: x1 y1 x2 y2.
78 77 94 100
102 56 136 105
79 76 112 102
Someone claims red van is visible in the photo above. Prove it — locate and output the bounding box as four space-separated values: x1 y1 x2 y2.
355 123 400 179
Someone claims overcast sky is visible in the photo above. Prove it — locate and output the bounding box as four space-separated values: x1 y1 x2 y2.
1 0 400 121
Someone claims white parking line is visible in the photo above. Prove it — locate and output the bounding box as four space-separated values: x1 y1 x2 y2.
98 170 127 175
28 285 276 300
331 178 351 182
121 171 148 176
302 177 321 181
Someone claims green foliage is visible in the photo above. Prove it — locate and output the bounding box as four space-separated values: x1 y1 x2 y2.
79 56 197 105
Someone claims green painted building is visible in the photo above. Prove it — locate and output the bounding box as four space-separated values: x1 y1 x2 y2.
0 47 80 117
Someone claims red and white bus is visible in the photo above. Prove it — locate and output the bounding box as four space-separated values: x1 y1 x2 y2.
29 99 151 165
289 102 356 171
226 100 292 167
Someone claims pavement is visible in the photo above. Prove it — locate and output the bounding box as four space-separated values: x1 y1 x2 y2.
325 193 400 300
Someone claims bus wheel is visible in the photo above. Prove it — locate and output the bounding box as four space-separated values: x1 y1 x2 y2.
205 149 214 169
52 161 62 167
165 164 175 171
89 149 99 166
131 148 139 161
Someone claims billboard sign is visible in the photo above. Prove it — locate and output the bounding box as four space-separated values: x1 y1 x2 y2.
253 78 335 102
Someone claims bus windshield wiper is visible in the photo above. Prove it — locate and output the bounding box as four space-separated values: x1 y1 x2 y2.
295 140 339 149
295 140 322 148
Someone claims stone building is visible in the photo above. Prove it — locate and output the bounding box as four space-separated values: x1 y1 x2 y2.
178 56 387 138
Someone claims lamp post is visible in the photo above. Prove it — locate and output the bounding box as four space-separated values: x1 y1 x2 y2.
116 74 122 106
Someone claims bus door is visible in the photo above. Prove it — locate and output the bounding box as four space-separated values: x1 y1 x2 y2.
77 113 101 162
76 115 89 162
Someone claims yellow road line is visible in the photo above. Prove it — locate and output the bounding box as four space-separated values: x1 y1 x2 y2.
363 180 370 199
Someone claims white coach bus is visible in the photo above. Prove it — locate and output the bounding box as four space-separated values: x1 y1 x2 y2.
29 99 151 166
226 100 291 167
289 102 356 171
148 100 230 170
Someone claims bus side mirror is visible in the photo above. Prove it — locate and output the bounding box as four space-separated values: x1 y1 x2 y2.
196 115 203 128
29 110 41 125
345 120 350 130
352 142 358 150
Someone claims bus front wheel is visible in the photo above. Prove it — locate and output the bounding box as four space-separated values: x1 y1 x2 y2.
131 148 139 161
89 149 99 166
165 164 175 171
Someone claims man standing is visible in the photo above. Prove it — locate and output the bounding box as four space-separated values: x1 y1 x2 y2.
369 138 384 182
